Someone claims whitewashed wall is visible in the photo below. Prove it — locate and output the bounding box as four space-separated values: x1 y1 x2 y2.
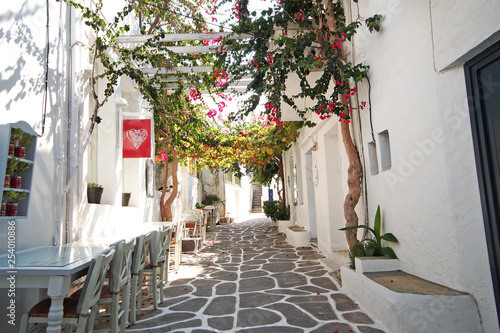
282 1 500 331
0 2 66 328
355 1 500 332
352 1 498 331
0 2 159 331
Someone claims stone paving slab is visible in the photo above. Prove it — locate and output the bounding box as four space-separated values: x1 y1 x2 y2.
127 215 387 332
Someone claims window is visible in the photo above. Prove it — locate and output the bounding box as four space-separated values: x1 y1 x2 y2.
368 141 379 175
379 130 392 171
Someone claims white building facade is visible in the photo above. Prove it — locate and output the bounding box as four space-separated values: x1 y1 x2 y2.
281 1 500 332
0 1 187 330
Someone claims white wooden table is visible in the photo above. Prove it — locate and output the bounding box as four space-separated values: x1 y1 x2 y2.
0 245 108 333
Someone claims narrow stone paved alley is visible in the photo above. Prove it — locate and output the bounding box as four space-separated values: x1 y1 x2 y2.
127 215 387 333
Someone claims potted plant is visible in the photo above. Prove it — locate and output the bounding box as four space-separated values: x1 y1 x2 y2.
263 200 290 221
15 131 32 159
87 183 103 204
5 158 31 189
2 190 27 216
340 205 399 269
122 192 131 206
9 128 32 158
9 128 24 157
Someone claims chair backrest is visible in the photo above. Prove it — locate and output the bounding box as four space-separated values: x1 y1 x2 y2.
149 227 173 266
109 238 135 293
76 248 115 316
131 232 153 274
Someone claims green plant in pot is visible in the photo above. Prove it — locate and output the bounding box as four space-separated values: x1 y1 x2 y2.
122 192 131 206
5 158 31 189
87 183 103 204
3 190 27 216
263 201 290 222
10 128 32 158
9 128 23 156
202 194 227 218
339 205 399 269
16 132 32 158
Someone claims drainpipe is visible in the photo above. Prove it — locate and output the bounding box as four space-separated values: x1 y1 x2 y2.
64 4 75 245
54 0 66 246
64 9 91 244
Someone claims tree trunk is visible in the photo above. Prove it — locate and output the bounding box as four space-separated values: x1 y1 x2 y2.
340 120 362 248
277 155 286 206
163 147 179 221
159 142 169 221
321 0 362 249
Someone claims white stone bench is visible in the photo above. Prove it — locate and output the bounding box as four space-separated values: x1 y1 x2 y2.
341 257 482 333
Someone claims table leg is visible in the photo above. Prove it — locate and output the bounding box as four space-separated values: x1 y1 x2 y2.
46 275 71 333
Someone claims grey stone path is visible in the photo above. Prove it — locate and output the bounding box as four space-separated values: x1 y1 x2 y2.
127 215 387 333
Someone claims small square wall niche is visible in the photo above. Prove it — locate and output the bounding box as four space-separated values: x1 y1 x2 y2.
379 130 392 171
367 141 379 175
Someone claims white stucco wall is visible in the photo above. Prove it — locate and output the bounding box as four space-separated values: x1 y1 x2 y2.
431 0 500 71
351 1 499 331
281 1 499 331
0 2 159 331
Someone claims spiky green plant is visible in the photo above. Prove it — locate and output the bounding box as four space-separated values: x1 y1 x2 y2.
340 205 398 268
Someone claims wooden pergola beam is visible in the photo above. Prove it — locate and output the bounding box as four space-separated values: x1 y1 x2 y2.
148 45 219 54
139 66 213 74
117 32 252 44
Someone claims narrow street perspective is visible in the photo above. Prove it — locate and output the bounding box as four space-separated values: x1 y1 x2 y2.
1 0 500 332
128 215 386 333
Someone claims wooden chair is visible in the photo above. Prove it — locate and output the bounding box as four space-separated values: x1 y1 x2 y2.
93 238 134 332
18 248 115 333
143 226 173 309
170 220 184 270
129 232 153 325
181 211 205 253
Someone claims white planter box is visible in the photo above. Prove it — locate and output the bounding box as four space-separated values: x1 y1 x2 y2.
277 219 293 233
355 257 401 273
285 226 310 247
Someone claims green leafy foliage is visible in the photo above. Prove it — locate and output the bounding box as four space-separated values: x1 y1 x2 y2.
366 14 383 33
202 194 222 206
339 205 398 268
215 0 380 126
87 183 103 188
263 200 290 222
6 158 30 174
2 190 27 204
